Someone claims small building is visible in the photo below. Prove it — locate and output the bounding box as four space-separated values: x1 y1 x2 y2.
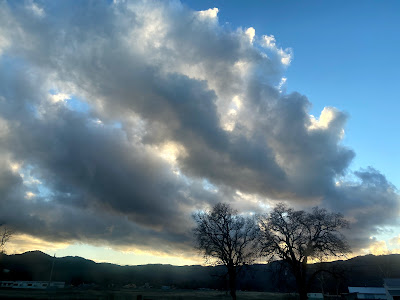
307 293 324 299
123 283 137 289
348 287 386 299
0 281 65 289
384 278 400 300
0 281 15 288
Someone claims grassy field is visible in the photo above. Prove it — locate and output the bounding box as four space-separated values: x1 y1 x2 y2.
0 288 299 300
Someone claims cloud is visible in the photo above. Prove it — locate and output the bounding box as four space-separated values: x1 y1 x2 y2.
197 7 219 21
0 0 398 257
358 235 400 256
325 167 400 249
261 34 293 66
6 234 69 255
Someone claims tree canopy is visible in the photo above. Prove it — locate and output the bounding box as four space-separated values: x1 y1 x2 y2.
0 224 12 254
193 203 259 300
259 203 350 300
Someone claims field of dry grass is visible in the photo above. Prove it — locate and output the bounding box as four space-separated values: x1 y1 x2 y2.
0 288 299 300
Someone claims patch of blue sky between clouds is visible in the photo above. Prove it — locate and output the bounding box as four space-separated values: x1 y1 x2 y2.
18 164 52 201
48 90 123 131
111 122 122 129
48 89 90 114
202 179 218 193
66 96 90 114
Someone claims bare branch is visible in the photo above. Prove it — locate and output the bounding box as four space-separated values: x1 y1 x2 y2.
0 224 13 254
258 203 351 300
193 203 259 300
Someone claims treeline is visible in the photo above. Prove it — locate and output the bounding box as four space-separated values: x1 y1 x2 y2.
1 251 400 293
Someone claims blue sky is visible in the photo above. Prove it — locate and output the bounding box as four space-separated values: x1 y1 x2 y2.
1 0 399 265
183 0 400 188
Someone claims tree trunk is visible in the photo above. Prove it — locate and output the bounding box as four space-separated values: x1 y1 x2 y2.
295 272 308 300
298 284 308 300
296 259 308 300
228 265 237 300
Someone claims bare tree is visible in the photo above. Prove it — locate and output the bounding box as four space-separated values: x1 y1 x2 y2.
193 203 259 300
0 224 12 254
259 203 350 300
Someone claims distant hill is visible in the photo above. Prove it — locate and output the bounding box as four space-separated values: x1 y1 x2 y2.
1 251 400 293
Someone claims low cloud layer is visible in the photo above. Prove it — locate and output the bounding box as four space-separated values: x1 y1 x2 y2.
0 0 398 257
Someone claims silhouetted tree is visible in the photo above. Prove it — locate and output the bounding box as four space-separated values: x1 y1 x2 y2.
259 203 350 300
0 224 12 254
193 203 259 300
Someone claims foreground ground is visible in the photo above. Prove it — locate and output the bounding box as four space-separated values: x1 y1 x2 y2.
0 289 299 300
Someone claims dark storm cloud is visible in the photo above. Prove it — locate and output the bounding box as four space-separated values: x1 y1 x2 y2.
0 0 398 254
0 50 219 252
0 99 215 252
325 168 400 249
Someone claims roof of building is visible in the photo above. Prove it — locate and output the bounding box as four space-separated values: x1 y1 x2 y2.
348 287 386 294
385 278 400 287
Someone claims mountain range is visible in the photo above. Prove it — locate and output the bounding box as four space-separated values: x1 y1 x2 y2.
0 251 399 294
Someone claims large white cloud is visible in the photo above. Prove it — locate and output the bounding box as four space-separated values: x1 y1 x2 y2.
0 0 398 256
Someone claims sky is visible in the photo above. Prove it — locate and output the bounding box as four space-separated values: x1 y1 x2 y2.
0 0 399 266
